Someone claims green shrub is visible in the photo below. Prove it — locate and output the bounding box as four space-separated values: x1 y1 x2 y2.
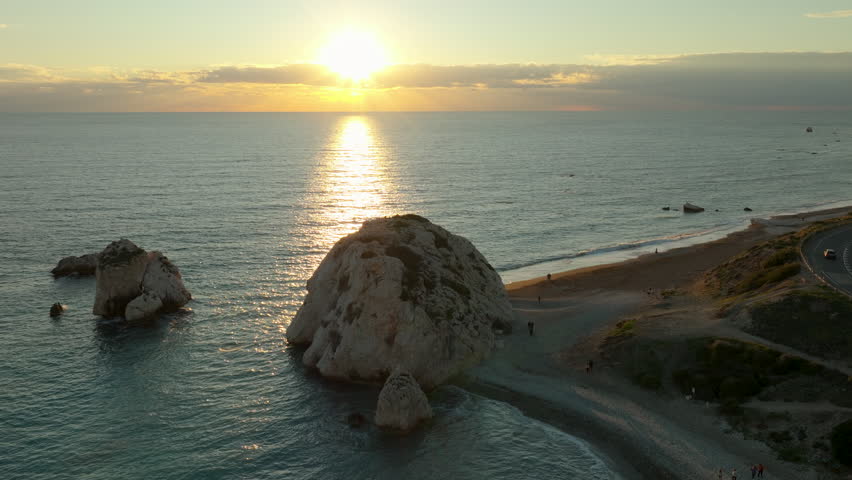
762 247 798 268
735 262 800 293
831 420 852 465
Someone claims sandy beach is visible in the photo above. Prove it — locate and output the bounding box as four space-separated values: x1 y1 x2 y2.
464 205 852 479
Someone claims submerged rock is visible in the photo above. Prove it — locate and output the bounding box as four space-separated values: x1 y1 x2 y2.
374 370 432 431
286 214 514 390
51 253 99 277
91 239 191 320
744 207 753 212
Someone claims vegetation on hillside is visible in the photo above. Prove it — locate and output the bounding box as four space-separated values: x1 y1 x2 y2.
748 287 852 360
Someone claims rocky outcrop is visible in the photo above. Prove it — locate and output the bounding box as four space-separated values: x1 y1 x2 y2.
91 239 191 320
683 202 705 213
140 253 192 310
374 370 432 431
125 290 164 322
286 214 514 390
93 240 149 317
51 253 99 277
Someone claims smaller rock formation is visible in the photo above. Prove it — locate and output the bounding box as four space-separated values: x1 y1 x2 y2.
51 254 99 277
90 239 191 320
49 303 64 317
744 207 753 212
806 127 814 133
375 370 433 432
683 202 705 213
661 206 671 211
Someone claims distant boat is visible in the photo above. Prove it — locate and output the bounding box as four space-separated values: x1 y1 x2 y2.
683 202 705 213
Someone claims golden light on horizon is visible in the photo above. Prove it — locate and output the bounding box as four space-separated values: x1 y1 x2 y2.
318 31 388 82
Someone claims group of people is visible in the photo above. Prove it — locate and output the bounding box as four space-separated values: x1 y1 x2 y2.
719 463 764 479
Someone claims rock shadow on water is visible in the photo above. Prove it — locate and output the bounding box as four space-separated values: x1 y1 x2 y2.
93 309 193 354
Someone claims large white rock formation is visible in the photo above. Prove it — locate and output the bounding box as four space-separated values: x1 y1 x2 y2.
92 239 191 320
374 369 433 431
286 214 514 390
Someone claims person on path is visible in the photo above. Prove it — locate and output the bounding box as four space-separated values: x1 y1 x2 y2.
546 273 551 281
537 295 541 303
732 468 737 480
751 464 757 479
717 468 724 480
527 320 535 336
587 359 594 373
757 464 764 477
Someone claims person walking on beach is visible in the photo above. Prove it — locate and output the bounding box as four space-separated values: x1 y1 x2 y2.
750 464 757 479
546 273 552 281
527 319 535 336
586 359 594 373
717 468 724 480
537 295 541 303
731 467 737 480
757 464 764 477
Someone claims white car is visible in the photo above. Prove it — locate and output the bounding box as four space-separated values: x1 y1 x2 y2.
824 249 837 260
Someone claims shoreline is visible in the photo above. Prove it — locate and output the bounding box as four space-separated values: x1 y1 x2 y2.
500 200 852 285
469 204 852 479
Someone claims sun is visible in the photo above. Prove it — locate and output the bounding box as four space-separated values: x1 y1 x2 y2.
318 31 388 82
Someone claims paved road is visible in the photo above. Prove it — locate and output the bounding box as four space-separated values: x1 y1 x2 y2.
803 223 852 296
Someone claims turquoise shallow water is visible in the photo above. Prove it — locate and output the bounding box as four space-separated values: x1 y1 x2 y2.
1 112 851 479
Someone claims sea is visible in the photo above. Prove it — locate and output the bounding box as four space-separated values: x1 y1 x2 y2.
1 111 850 479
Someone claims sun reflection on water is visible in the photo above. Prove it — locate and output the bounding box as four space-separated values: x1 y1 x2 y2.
313 115 393 245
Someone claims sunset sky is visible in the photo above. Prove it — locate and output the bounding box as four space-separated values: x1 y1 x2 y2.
2 0 852 111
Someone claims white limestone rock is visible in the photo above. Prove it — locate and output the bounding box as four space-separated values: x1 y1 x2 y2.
93 239 149 317
51 253 99 277
125 290 164 322
374 370 433 431
141 252 192 311
286 214 514 390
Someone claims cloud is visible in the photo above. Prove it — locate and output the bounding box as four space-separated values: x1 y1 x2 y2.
198 64 338 85
2 52 852 111
805 9 852 18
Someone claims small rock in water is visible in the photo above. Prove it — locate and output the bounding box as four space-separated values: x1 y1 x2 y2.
806 127 814 133
744 207 753 212
661 206 671 211
346 412 368 428
683 202 705 213
374 370 432 432
49 303 64 317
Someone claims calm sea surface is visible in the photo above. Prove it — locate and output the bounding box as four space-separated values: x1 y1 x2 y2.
1 112 850 479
